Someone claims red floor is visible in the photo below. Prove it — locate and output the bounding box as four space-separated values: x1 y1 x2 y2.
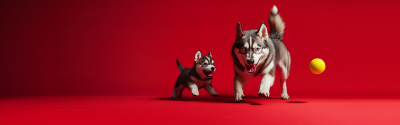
0 95 399 125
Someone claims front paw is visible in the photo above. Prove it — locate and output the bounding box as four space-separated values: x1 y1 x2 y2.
281 94 290 100
211 93 219 97
192 91 199 96
258 92 269 98
235 92 245 103
258 87 270 98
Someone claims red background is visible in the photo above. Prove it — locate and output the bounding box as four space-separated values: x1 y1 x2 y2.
0 0 399 124
1 0 399 97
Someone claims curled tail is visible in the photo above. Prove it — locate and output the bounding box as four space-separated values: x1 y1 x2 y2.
269 5 285 40
176 59 185 72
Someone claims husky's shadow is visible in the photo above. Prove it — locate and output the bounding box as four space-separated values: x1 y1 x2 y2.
156 94 282 105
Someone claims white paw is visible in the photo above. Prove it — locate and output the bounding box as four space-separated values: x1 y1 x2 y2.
281 93 290 100
192 91 199 96
258 88 270 98
235 91 245 103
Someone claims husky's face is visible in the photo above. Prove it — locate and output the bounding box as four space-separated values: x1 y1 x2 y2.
233 22 270 73
194 51 215 78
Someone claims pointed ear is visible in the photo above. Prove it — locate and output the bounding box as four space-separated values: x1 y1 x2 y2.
257 22 268 38
236 22 245 40
194 51 202 62
208 51 212 57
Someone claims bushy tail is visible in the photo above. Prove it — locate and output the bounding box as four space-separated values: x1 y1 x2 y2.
269 5 285 40
176 59 185 72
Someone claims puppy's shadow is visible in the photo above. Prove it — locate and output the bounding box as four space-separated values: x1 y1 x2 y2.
156 94 281 105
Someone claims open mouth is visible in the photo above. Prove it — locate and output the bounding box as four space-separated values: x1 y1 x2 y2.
203 70 213 77
245 64 257 73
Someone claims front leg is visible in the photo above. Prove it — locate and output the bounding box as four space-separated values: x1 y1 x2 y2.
258 74 274 98
205 83 219 97
234 75 249 103
189 83 199 96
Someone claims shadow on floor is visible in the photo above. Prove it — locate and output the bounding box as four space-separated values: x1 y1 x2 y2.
286 101 307 103
155 94 285 105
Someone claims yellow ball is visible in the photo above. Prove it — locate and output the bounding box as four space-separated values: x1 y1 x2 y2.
310 58 325 74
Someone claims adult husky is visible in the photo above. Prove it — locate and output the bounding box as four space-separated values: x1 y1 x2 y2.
232 5 291 103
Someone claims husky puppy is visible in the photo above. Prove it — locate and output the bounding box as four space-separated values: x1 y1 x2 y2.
172 51 219 98
232 5 291 102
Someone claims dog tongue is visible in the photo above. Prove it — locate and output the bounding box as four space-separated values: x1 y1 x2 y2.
246 65 256 73
208 72 213 77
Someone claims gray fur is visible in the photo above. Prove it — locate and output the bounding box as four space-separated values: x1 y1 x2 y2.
232 5 291 102
172 51 219 98
269 7 285 39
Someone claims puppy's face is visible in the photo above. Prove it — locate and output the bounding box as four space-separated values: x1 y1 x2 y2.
194 51 215 78
233 22 270 73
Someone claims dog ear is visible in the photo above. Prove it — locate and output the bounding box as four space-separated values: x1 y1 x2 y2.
236 22 245 40
194 51 202 62
208 52 212 57
257 22 268 38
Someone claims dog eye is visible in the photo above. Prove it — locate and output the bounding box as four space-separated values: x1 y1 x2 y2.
203 63 207 65
241 47 247 52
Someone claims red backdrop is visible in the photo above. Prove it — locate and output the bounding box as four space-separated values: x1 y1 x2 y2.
1 0 399 97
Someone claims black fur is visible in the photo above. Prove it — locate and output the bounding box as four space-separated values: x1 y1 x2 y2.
176 59 186 72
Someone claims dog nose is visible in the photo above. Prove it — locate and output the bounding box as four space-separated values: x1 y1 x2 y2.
247 59 254 64
211 67 215 71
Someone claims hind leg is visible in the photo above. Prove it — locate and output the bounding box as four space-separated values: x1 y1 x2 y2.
205 83 219 97
172 84 184 99
177 89 184 98
277 65 290 100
